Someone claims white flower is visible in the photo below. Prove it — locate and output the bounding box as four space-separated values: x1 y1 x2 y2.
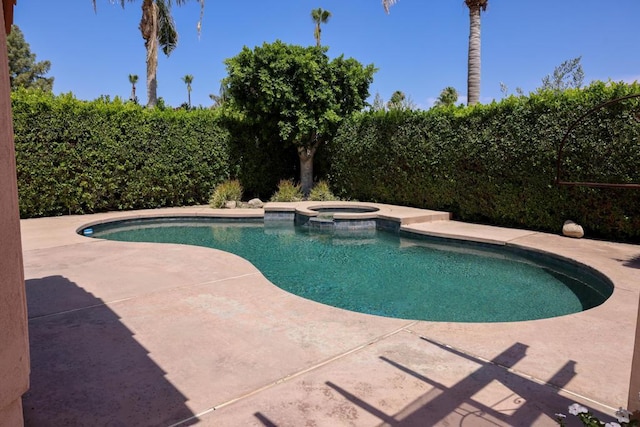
615 407 632 423
605 422 621 427
568 403 589 415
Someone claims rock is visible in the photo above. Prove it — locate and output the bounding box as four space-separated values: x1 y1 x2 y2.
562 220 584 238
248 198 264 208
224 200 237 209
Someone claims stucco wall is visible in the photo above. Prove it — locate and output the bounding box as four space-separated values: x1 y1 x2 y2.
0 4 30 425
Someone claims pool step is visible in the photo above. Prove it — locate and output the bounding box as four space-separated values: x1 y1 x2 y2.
309 215 336 231
316 212 334 220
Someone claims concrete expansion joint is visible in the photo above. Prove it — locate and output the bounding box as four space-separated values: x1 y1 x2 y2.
168 320 420 426
28 273 262 322
126 271 262 298
505 231 541 244
28 302 108 321
25 239 105 253
188 272 261 288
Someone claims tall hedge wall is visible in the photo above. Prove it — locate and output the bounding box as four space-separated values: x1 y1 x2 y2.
12 83 640 241
224 121 299 199
329 81 640 241
13 90 230 218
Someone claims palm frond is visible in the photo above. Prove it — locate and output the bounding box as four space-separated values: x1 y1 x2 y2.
311 8 321 22
465 0 489 12
311 8 331 24
92 0 135 13
156 0 178 56
382 0 398 14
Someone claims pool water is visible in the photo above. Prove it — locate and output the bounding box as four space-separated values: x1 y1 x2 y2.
87 219 612 322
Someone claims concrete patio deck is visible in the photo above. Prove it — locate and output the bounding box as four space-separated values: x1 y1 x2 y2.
19 203 640 426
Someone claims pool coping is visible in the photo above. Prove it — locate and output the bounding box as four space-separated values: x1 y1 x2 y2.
266 200 452 224
19 202 640 426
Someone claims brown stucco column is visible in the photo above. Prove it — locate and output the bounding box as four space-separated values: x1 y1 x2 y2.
629 301 640 413
0 3 30 425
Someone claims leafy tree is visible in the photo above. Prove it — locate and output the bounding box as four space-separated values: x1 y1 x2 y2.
540 56 584 92
499 81 524 97
434 86 458 107
370 92 385 111
223 41 376 195
6 25 54 91
311 8 332 47
93 0 204 108
499 81 508 97
383 0 488 105
128 74 139 103
182 74 194 107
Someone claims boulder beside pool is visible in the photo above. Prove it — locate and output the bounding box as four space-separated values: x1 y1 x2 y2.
248 198 264 208
563 220 584 238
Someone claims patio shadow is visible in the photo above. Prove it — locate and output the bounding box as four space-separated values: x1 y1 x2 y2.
324 338 612 426
622 254 640 269
23 276 197 426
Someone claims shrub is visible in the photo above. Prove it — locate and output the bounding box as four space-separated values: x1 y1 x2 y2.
270 179 304 202
328 81 640 241
309 180 338 201
209 179 243 208
12 89 231 217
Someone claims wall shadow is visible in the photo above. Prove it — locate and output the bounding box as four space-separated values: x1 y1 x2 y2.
23 276 197 427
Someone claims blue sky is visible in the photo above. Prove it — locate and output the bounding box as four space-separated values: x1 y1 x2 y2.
13 0 640 109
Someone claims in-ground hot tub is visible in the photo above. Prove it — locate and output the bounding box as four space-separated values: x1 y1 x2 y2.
295 204 380 231
308 205 380 214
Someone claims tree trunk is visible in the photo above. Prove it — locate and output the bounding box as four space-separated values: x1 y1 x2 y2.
467 4 481 106
297 142 318 197
140 0 158 108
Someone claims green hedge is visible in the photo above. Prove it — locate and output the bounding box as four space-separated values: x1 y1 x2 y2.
329 81 640 241
13 83 640 241
225 125 299 199
13 90 230 217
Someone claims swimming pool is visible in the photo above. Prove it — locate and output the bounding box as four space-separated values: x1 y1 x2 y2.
82 217 612 323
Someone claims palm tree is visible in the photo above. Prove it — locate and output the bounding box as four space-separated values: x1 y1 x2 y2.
464 0 487 105
182 74 193 108
387 90 406 110
434 86 459 107
311 8 331 47
382 0 488 106
128 74 139 103
93 0 204 108
209 82 228 108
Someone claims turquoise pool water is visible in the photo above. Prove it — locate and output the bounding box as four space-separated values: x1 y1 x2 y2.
86 218 612 322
